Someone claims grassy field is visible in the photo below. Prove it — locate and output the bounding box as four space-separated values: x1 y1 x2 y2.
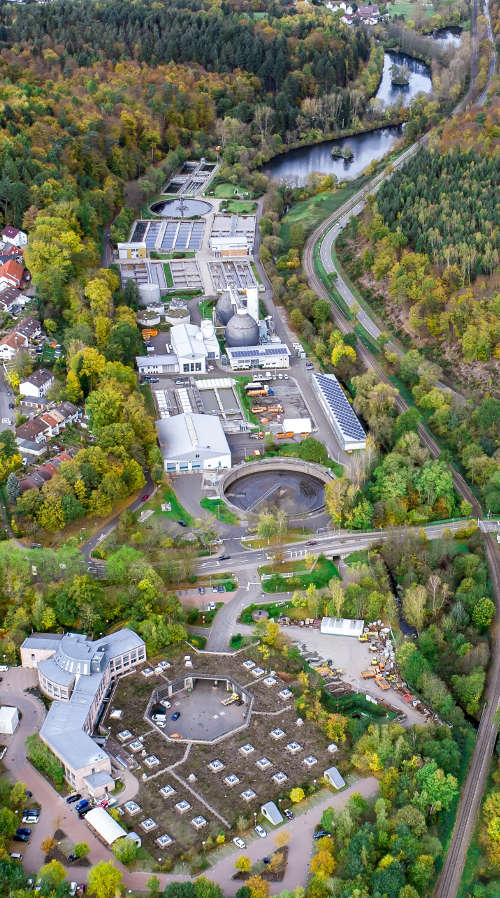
199 299 216 320
260 556 340 593
251 261 263 285
213 182 252 199
163 262 173 288
156 485 194 526
279 178 371 247
223 199 257 214
200 497 239 525
239 600 293 624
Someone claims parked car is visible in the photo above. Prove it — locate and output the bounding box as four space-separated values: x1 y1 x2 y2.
212 586 218 593
255 825 266 838
177 520 187 527
9 853 23 861
233 837 246 849
75 799 89 812
313 830 331 840
262 857 271 865
25 790 32 798
217 584 224 593
68 854 77 863
0 665 8 672
171 711 181 721
14 833 29 843
22 810 39 825
141 494 149 502
66 793 82 804
219 553 230 561
305 540 317 546
283 808 295 820
16 828 31 837
198 586 206 594
69 883 78 896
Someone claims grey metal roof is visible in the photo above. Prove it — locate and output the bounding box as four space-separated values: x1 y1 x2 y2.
85 771 115 788
324 766 345 788
261 801 283 825
156 414 230 461
38 658 74 688
136 355 178 368
38 629 145 773
314 373 366 442
225 312 259 348
22 634 63 652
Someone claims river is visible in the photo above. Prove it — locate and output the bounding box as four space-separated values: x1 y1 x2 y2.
432 26 462 49
263 50 431 186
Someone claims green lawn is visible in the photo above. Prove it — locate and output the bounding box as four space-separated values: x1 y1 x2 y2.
223 199 257 214
200 497 239 525
279 178 371 247
199 299 216 320
239 600 293 624
187 602 223 627
163 262 173 288
156 486 194 526
260 555 340 593
213 182 252 199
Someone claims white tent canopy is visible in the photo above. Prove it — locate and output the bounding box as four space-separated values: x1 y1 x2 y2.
320 617 364 637
85 807 128 845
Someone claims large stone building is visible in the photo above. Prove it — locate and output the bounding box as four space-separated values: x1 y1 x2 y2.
21 629 146 794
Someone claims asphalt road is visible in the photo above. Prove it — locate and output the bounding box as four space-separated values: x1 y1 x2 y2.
80 472 155 562
197 520 481 576
0 365 15 431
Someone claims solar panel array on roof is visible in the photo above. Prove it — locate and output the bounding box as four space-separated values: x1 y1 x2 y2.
314 373 366 442
227 345 289 359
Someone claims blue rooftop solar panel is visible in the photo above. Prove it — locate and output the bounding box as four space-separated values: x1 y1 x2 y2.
314 373 366 441
228 345 289 358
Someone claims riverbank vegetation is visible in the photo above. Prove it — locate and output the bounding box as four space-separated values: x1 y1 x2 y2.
458 754 500 897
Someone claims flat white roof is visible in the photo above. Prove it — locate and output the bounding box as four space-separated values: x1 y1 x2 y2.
156 413 230 461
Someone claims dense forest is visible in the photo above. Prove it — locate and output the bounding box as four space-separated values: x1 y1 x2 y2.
376 149 499 279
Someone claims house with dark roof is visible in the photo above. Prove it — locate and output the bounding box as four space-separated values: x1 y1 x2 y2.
20 368 55 399
0 286 24 313
15 317 41 341
18 448 77 494
2 226 27 248
16 417 50 445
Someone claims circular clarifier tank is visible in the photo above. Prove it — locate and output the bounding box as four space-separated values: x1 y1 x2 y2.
150 198 212 217
225 469 325 516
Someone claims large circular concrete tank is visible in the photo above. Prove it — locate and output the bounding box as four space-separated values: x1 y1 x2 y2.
138 282 161 306
225 309 259 347
215 291 233 325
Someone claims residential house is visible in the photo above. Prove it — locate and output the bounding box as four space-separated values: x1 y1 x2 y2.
2 226 28 248
19 368 55 399
19 448 77 494
16 417 50 445
0 259 26 290
0 287 24 314
0 331 28 361
357 4 379 23
15 317 42 342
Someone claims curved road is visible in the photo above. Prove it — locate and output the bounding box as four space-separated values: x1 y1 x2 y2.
300 2 498 892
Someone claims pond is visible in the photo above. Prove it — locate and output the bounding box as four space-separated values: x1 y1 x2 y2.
375 51 432 109
262 125 403 187
263 50 431 186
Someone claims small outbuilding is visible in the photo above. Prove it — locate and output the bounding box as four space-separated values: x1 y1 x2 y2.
84 770 115 799
261 800 283 826
0 706 19 734
85 807 129 845
324 766 346 790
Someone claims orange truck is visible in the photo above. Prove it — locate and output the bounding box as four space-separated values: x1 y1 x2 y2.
276 432 286 439
375 676 390 691
141 328 158 339
361 670 376 679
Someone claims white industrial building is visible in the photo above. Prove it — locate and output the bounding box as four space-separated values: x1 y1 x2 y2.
313 373 366 452
136 354 179 376
226 342 290 370
156 413 231 473
171 321 220 374
0 706 19 734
